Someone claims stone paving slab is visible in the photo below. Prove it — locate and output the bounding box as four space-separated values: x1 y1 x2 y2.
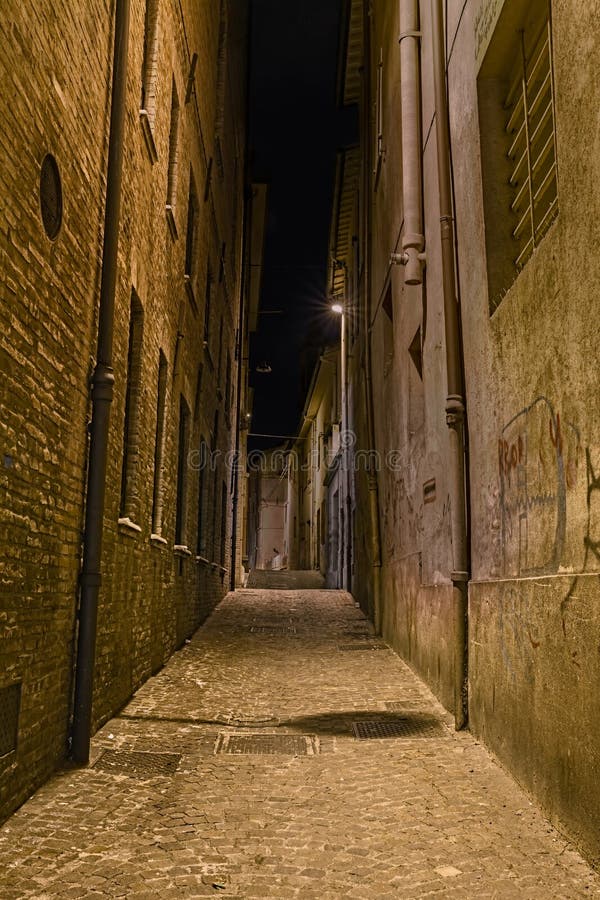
1 588 599 898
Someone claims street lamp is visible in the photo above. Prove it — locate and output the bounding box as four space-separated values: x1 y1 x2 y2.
329 298 351 591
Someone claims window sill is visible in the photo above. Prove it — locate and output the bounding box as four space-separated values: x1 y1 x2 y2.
195 555 211 567
150 533 168 549
174 544 192 558
118 517 142 538
165 205 178 240
184 274 198 315
139 110 158 164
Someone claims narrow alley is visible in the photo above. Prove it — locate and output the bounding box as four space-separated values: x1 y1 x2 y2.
1 585 598 899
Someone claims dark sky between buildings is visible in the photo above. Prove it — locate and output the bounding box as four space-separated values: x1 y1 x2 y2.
247 0 358 448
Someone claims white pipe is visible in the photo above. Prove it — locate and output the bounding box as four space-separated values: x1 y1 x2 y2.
399 0 425 284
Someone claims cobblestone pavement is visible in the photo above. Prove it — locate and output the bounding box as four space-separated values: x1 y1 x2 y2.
1 588 599 899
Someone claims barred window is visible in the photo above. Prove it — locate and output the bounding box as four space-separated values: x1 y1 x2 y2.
477 0 558 314
504 12 557 272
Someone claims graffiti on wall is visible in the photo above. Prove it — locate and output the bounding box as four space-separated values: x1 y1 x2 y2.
498 397 581 577
561 446 600 631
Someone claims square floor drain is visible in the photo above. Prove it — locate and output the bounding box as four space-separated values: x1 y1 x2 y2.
215 733 319 755
93 749 181 776
352 717 447 740
250 625 297 635
338 643 389 651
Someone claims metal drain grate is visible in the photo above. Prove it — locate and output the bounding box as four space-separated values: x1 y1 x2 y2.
93 749 181 776
250 625 297 635
0 682 21 758
352 717 446 740
338 643 389 651
215 733 319 755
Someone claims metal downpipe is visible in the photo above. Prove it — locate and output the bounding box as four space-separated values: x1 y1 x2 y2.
362 0 383 634
398 0 425 285
430 0 469 729
71 0 131 764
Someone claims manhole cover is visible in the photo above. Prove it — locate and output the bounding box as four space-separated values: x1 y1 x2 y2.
338 643 389 651
93 749 181 776
215 733 319 755
352 717 447 740
250 625 297 635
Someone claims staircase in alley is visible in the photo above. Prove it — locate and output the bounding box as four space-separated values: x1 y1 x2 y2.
246 569 326 590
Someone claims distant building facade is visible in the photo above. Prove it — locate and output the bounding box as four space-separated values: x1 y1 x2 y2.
336 0 600 864
0 0 248 820
286 345 345 585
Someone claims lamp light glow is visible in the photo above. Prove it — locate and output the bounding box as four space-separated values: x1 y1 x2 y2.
331 302 344 314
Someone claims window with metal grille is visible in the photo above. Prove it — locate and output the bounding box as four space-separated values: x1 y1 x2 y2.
477 0 558 314
505 13 557 272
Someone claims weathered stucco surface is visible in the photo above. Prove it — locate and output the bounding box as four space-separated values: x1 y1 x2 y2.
451 0 600 864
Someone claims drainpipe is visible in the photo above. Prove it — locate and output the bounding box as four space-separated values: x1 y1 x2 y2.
430 0 469 729
71 0 131 764
392 0 425 284
361 0 383 634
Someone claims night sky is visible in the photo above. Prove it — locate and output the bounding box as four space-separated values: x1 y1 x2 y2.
248 0 358 448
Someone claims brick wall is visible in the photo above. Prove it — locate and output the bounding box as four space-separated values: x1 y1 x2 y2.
0 0 247 821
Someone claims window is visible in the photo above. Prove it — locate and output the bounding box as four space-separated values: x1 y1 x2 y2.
196 438 208 556
224 352 232 418
211 474 219 561
140 0 160 158
120 292 144 522
408 325 424 436
381 282 394 377
373 47 384 180
175 397 190 547
203 268 212 345
220 481 228 566
217 317 224 378
211 409 219 453
214 0 228 162
185 170 199 283
478 0 557 313
166 78 180 233
151 351 168 535
193 363 203 421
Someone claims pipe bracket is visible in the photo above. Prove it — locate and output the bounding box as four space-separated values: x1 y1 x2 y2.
451 570 469 583
399 29 422 43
